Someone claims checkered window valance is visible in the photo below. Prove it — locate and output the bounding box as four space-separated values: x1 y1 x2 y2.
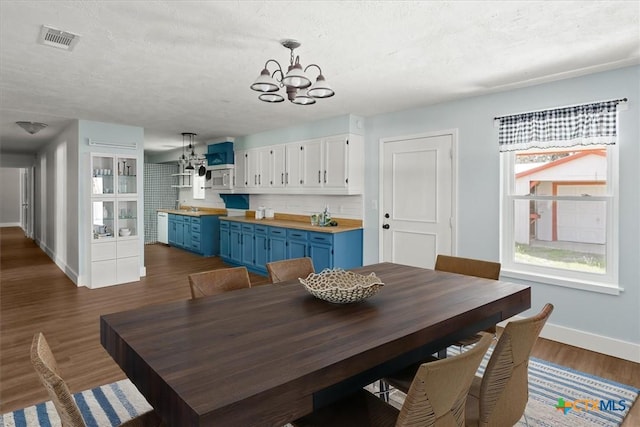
498 100 623 152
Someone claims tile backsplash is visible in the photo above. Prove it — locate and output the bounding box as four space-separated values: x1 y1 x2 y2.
144 163 179 243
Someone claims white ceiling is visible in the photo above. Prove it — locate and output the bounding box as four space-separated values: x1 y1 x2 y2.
1 1 638 156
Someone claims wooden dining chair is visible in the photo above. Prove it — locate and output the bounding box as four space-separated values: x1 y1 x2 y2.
266 257 315 284
31 332 164 427
188 266 251 299
381 304 554 427
292 333 493 427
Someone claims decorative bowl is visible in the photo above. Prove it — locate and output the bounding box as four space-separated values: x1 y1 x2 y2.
299 268 384 304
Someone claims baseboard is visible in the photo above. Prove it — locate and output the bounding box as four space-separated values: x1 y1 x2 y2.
0 222 21 227
38 240 79 286
499 317 640 363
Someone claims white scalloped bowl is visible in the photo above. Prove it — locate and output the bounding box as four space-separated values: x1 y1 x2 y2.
299 268 384 304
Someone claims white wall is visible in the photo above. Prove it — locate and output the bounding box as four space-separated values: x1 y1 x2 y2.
35 121 80 282
363 65 639 358
0 168 21 226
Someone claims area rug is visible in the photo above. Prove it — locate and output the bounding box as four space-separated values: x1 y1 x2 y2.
2 354 638 427
370 346 639 427
0 379 152 427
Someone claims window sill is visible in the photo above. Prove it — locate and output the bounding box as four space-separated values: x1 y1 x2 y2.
501 269 623 295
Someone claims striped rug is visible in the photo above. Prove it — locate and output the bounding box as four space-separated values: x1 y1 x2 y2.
2 353 638 427
371 346 639 427
0 380 152 427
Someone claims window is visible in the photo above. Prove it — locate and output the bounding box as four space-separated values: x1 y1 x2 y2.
498 100 624 293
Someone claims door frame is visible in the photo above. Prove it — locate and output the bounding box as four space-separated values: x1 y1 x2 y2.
20 166 35 239
378 129 459 262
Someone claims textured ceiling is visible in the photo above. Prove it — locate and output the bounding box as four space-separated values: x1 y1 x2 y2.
1 1 638 156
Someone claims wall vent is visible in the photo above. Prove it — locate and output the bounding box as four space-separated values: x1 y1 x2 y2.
38 25 80 51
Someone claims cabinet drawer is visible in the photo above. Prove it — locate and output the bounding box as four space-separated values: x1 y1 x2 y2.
255 225 268 234
269 227 286 237
92 242 116 261
190 239 201 252
220 221 229 230
191 217 201 225
287 229 309 241
191 223 201 233
230 222 242 231
308 232 333 245
117 239 138 258
191 232 201 242
241 224 255 232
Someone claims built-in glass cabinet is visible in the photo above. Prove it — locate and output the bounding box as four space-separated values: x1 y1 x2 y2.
90 153 140 287
92 155 137 196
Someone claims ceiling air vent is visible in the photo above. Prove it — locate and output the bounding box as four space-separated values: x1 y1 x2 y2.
38 25 80 51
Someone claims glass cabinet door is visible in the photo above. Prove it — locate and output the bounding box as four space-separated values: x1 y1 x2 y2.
92 200 115 240
117 156 137 195
91 156 115 196
117 200 137 238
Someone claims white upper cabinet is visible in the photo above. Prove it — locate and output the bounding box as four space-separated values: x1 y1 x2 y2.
234 149 248 189
232 134 363 195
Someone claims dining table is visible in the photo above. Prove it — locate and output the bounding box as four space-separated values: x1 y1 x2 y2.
100 262 531 427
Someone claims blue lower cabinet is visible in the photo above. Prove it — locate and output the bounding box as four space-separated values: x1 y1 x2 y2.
219 221 230 260
287 229 309 259
229 222 242 263
241 224 255 266
167 214 220 256
254 225 268 273
268 227 287 263
308 230 363 272
219 220 363 277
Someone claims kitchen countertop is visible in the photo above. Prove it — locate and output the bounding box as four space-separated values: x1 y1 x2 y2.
158 208 227 217
218 216 362 233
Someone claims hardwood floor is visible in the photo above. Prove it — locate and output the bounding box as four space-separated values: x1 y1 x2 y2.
1 226 638 425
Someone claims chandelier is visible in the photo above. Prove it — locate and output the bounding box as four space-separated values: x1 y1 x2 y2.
16 121 48 135
250 39 334 105
179 132 197 170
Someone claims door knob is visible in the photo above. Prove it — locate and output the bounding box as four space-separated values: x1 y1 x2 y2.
382 224 390 229
384 213 390 218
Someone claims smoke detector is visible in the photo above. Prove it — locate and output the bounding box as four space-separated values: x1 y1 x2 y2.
38 25 80 51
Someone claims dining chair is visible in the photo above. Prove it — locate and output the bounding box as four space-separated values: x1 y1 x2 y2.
436 254 501 349
266 257 315 284
31 332 164 427
382 304 554 427
292 332 493 427
188 266 251 299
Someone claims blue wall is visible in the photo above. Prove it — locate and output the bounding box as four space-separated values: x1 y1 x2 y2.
363 65 639 347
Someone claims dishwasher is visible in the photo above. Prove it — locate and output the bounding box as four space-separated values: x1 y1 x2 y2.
157 211 169 244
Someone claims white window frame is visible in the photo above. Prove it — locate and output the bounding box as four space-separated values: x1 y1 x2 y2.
500 146 621 295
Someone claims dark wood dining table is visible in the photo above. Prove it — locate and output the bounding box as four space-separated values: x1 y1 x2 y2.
100 262 530 427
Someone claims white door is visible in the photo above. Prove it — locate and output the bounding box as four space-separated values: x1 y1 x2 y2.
381 132 454 269
20 167 34 239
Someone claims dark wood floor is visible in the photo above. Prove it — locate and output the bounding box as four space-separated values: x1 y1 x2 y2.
1 226 638 425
